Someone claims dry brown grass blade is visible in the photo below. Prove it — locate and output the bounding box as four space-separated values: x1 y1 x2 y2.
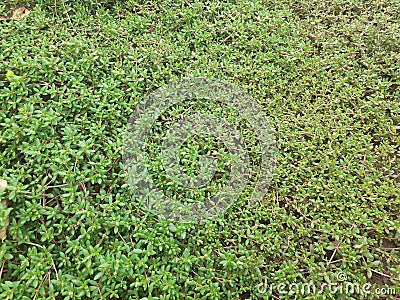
0 179 8 242
0 6 30 21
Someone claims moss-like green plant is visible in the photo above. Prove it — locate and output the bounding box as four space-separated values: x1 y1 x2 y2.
0 0 399 299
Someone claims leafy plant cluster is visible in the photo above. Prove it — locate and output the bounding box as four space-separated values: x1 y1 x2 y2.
0 0 399 299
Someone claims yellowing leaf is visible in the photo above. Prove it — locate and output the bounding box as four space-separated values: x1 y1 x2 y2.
6 70 22 83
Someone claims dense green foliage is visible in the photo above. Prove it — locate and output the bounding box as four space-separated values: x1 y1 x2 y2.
0 0 399 299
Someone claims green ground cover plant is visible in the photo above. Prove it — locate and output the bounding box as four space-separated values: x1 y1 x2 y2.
0 0 399 299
